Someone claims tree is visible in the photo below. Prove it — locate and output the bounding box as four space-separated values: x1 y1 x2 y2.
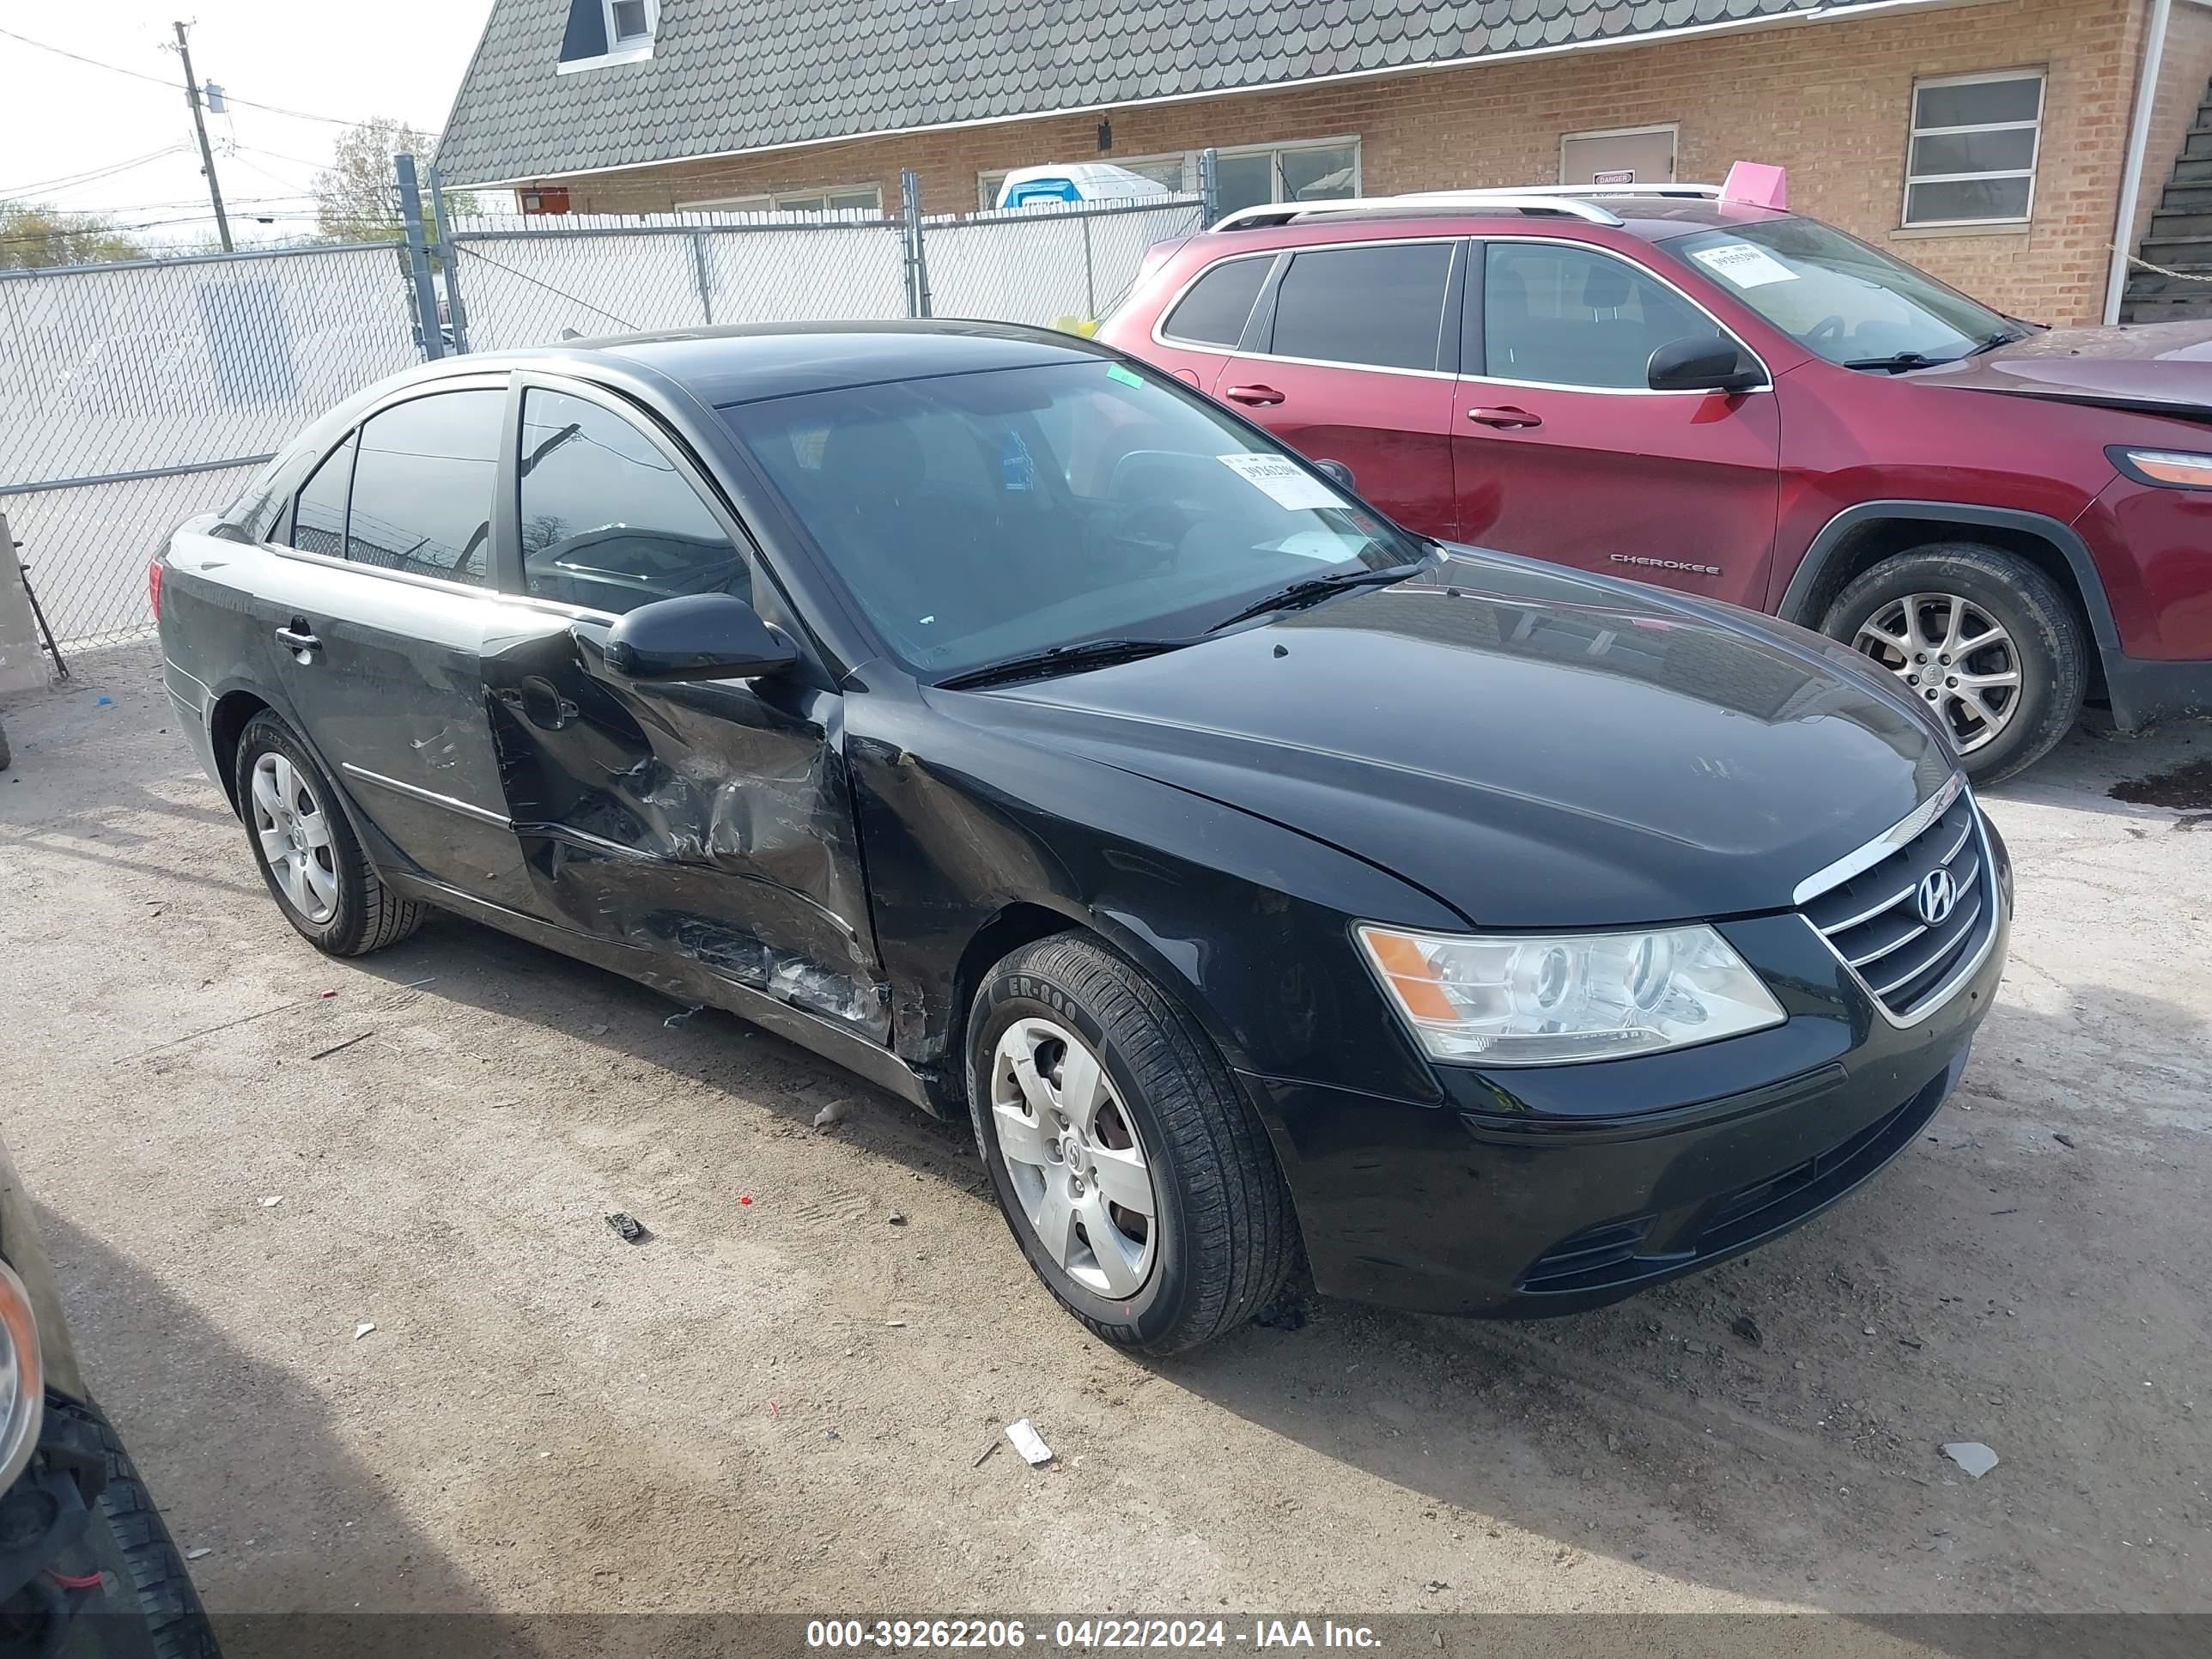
0 202 141 270
313 118 477 242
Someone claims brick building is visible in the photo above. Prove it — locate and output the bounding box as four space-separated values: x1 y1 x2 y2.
436 0 2212 326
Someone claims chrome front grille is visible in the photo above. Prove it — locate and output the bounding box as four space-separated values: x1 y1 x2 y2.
1799 779 1994 1022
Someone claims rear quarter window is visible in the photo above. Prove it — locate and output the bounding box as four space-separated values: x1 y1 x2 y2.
1159 256 1272 348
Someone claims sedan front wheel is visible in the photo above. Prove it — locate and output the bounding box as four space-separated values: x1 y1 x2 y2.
968 933 1297 1352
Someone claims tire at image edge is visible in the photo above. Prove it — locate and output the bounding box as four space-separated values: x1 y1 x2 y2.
965 932 1297 1353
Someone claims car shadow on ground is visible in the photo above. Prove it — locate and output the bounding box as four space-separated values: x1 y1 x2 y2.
36 1211 587 1656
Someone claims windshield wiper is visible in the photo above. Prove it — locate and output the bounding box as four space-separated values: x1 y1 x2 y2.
1206 562 1424 633
1963 329 2027 357
936 636 1187 691
1841 350 1942 374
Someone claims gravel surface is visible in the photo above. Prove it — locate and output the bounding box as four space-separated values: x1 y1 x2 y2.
0 664 2205 1617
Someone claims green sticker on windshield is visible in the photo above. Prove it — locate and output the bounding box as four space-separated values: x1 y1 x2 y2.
1107 364 1144 388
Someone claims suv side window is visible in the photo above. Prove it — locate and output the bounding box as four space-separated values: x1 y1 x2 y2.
1480 243 1724 390
1159 257 1272 349
346 389 504 585
290 434 356 558
1267 243 1454 372
517 387 749 616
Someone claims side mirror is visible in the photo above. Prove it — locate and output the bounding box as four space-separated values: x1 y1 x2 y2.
1314 459 1358 492
590 592 796 681
1647 336 1765 394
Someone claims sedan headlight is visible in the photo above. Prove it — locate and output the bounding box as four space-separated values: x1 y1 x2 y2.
1356 922 1786 1066
0 1261 41 1492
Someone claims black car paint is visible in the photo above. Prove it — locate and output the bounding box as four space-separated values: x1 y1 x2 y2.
161 322 2002 1317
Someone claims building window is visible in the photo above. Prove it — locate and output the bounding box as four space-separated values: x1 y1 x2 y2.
977 139 1357 214
1902 70 2044 227
606 0 653 46
1214 138 1359 219
978 153 1187 208
678 185 884 215
557 0 656 70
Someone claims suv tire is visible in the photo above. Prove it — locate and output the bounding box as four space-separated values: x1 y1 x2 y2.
1822 543 2086 785
967 933 1296 1352
234 711 427 956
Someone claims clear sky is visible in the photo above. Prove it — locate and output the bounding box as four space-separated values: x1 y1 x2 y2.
0 3 498 247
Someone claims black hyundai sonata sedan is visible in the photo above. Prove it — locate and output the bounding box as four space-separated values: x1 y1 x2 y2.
155 322 2009 1352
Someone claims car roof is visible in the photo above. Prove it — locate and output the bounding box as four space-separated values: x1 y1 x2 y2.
520 319 1113 407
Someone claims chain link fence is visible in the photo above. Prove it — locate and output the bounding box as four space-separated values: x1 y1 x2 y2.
0 242 421 654
0 167 1211 678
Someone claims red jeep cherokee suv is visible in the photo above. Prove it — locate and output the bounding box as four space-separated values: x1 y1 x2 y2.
1100 185 2212 781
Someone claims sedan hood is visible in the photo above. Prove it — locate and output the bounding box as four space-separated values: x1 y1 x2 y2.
951 551 1956 928
1909 319 2212 418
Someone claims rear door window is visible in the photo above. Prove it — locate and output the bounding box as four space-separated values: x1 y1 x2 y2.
1266 243 1454 371
289 434 356 558
345 389 505 586
1480 243 1722 389
516 387 749 615
1159 257 1273 348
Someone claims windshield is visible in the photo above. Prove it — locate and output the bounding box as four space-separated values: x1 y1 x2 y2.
1667 218 2015 367
720 359 1422 678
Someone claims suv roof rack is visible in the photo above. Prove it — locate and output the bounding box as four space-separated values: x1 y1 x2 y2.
1210 182 1735 233
1467 183 1725 200
1212 192 1627 231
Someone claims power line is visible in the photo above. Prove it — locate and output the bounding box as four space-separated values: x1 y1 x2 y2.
0 23 407 130
0 145 191 200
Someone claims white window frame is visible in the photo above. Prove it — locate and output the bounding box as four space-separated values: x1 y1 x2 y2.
1901 69 2045 228
677 184 884 215
1558 123 1678 185
1215 135 1363 206
557 0 657 72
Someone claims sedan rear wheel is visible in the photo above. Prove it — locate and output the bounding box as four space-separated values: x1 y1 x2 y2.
968 933 1297 1352
234 711 428 957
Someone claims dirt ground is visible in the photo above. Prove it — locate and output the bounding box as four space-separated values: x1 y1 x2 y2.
0 659 2205 1624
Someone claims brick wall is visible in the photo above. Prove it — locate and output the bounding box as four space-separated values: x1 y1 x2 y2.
2129 0 2212 252
540 0 2146 324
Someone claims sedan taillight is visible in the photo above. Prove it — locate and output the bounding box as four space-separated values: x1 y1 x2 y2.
148 557 164 620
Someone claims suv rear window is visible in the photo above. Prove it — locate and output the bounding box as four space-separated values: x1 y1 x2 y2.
1267 243 1453 373
1161 256 1273 349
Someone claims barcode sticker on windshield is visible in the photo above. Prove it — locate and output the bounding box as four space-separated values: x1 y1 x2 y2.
1217 453 1341 510
1689 242 1797 289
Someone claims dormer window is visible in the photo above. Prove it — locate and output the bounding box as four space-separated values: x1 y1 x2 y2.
558 0 656 71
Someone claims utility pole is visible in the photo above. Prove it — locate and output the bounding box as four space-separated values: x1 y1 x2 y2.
173 21 232 252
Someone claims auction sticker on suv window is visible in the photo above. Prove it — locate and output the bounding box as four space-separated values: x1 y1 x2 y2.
1689 242 1797 288
1217 453 1341 510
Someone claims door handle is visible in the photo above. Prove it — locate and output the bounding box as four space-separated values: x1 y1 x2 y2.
1224 384 1285 406
1467 405 1542 429
275 621 322 654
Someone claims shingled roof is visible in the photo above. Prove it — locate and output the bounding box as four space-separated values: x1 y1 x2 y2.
437 0 1911 186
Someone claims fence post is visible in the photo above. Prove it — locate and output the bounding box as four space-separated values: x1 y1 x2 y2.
900 169 933 319
394 154 444 362
428 165 471 354
690 231 715 326
1198 148 1221 228
1081 216 1097 319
